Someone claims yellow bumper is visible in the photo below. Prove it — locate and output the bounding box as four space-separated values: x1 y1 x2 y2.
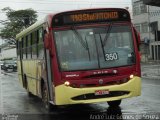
55 77 141 105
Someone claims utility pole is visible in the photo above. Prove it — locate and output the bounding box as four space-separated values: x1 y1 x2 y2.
147 5 151 63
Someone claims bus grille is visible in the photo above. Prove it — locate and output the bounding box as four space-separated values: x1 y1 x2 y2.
70 78 129 88
72 91 130 100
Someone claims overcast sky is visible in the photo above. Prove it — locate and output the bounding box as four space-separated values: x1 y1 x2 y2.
0 0 132 44
0 0 132 20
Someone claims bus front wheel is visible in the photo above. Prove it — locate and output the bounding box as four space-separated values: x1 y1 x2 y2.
107 100 121 107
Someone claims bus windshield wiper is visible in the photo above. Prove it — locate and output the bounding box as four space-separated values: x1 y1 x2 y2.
85 34 91 61
103 23 113 46
71 26 91 60
99 34 106 60
71 26 88 50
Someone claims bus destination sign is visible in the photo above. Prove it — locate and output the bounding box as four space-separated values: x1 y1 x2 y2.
70 12 119 22
52 9 130 26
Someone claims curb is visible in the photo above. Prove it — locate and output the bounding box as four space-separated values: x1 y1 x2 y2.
142 76 160 80
1 71 16 76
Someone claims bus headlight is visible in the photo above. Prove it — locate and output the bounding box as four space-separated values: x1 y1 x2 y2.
64 81 70 86
130 74 134 79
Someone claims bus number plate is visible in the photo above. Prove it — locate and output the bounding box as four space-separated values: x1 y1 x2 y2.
95 90 109 96
105 52 118 61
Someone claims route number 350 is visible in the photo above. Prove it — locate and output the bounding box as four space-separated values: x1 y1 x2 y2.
105 52 118 61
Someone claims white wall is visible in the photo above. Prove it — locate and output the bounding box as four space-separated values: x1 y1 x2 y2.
0 48 17 60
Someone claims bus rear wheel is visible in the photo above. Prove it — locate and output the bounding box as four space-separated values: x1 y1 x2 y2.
42 84 53 112
28 91 35 97
107 100 121 107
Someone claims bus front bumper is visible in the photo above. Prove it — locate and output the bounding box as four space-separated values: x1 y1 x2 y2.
54 77 141 105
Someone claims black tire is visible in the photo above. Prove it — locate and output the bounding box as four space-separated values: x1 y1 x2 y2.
24 75 34 97
107 100 121 107
42 84 54 112
23 75 27 89
4 68 7 72
28 91 35 97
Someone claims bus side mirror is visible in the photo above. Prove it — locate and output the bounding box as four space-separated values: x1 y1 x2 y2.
43 29 54 57
44 29 50 49
133 27 141 45
137 32 141 45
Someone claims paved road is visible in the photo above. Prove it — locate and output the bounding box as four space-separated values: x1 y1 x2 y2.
0 68 160 120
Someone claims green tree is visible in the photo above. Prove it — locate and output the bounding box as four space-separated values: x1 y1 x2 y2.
0 7 38 44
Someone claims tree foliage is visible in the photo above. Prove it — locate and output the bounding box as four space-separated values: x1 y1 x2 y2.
0 7 38 44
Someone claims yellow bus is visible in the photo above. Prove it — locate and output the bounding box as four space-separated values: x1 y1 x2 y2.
16 8 141 111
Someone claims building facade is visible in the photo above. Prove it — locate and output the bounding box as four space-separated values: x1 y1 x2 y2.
0 43 17 60
132 0 160 61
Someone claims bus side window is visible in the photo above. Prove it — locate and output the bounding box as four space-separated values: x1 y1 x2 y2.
25 36 28 59
22 38 24 59
23 37 27 59
19 40 23 59
37 28 44 59
27 34 32 59
17 40 20 60
32 32 37 59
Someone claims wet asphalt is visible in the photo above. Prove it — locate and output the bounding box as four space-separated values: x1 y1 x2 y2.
0 65 160 120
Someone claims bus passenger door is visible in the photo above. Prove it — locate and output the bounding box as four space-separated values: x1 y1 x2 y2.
43 29 54 103
36 28 46 97
36 59 45 96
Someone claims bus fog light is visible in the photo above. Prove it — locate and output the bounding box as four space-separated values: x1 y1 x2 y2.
130 74 134 79
64 81 70 86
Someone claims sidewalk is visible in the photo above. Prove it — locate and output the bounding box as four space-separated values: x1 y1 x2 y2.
141 62 160 80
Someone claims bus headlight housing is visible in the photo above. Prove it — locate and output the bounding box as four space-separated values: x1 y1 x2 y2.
130 74 134 79
64 81 70 86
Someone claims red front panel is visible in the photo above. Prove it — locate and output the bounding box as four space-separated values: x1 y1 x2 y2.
47 16 140 87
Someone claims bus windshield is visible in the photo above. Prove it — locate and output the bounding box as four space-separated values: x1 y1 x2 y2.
54 25 135 71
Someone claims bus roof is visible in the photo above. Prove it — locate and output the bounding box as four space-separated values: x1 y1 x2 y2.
16 14 53 40
16 17 48 40
52 8 131 27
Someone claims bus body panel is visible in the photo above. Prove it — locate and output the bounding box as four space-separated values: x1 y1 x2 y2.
55 76 141 105
17 59 44 96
